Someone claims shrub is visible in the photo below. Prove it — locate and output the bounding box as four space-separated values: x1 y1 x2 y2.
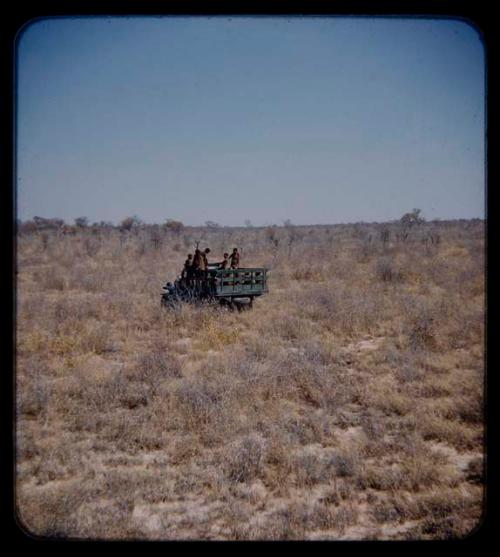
294 452 330 486
136 346 182 395
402 299 438 351
33 267 66 291
17 358 49 418
81 322 113 354
330 451 359 478
225 434 267 483
376 257 403 283
465 457 484 484
173 377 236 444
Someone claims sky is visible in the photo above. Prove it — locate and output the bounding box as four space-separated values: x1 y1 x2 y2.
16 16 485 226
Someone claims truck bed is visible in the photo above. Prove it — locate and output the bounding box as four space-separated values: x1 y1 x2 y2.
211 268 268 297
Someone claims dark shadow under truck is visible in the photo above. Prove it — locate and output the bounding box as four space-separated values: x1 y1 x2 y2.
161 265 268 311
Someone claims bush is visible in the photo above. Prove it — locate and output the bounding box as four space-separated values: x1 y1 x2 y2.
330 451 359 478
225 434 267 483
173 377 236 444
376 257 403 283
17 358 49 418
406 311 436 351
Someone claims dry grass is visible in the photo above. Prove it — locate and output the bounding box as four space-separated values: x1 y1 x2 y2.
16 220 485 540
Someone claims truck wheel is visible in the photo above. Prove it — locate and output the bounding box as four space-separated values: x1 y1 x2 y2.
219 298 232 310
162 294 182 310
232 297 253 311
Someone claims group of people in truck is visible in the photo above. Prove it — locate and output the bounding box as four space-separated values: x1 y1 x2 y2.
181 247 240 282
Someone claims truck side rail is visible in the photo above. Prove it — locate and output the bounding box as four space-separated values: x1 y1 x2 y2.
211 268 268 297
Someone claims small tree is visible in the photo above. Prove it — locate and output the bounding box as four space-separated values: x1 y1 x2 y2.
119 215 142 232
380 226 390 246
33 216 47 229
398 209 424 242
265 226 280 250
164 219 184 235
205 220 220 229
75 216 88 228
400 208 424 228
33 216 65 231
19 220 38 234
149 225 162 249
283 219 304 258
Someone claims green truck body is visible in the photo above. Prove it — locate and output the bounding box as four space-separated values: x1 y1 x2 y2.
161 266 268 309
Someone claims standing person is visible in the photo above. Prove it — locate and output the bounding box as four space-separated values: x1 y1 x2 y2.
201 248 211 270
229 247 240 269
200 249 211 295
182 254 193 284
182 254 193 277
192 249 202 277
218 253 229 269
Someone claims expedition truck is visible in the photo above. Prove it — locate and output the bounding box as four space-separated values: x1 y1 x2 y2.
161 265 268 311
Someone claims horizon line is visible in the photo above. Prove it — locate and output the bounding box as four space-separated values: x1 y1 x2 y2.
17 215 486 229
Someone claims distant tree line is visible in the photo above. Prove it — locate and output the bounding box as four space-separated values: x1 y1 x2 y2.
17 215 184 235
16 211 484 236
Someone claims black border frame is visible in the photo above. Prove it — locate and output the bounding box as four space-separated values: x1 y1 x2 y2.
2 0 495 547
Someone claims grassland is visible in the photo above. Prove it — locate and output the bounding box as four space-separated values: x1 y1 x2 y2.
15 219 485 540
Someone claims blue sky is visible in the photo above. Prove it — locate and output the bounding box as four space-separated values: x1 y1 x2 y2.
16 17 485 226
